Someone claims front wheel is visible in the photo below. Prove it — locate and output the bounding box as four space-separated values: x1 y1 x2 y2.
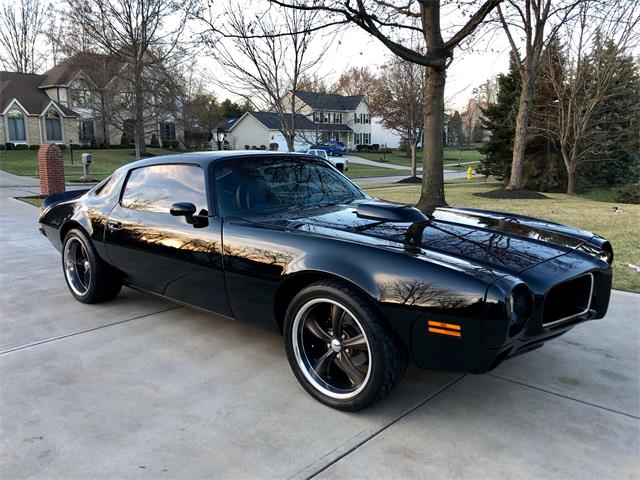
284 280 407 411
62 229 122 303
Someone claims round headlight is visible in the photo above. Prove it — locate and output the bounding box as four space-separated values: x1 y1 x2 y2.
508 285 532 330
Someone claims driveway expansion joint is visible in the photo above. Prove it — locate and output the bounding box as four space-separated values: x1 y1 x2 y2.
296 374 467 480
488 373 640 420
0 306 181 356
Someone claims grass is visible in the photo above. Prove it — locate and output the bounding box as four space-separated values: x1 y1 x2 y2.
364 183 640 293
15 196 43 207
353 147 484 170
0 148 175 182
1 148 405 181
344 163 402 179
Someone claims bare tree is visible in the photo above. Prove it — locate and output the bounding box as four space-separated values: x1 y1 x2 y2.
65 0 196 158
497 0 587 190
370 58 424 177
533 1 640 194
336 66 378 97
198 3 328 152
0 0 49 72
270 0 502 211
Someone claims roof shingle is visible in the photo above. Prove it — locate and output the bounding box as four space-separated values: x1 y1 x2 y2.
0 71 78 116
293 91 365 111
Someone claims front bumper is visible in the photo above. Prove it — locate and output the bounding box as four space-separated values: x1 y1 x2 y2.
409 266 612 374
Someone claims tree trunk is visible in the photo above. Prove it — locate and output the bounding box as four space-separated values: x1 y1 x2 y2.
410 141 417 177
416 65 446 212
507 69 534 190
566 168 577 195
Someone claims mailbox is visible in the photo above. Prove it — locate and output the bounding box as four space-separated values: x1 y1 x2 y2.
81 153 92 180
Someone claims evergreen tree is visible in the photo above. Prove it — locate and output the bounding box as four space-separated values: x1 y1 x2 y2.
479 59 521 180
578 39 640 187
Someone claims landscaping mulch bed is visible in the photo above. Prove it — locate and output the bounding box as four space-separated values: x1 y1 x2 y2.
474 188 549 199
396 176 422 184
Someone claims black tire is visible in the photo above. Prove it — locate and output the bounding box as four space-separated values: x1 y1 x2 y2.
284 280 407 411
62 228 122 304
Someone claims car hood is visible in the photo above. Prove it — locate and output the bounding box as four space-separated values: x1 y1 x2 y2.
242 201 588 276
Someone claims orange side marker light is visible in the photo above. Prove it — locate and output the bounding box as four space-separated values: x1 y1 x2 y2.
428 320 462 338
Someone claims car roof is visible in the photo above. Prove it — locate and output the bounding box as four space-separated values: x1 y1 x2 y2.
119 150 313 172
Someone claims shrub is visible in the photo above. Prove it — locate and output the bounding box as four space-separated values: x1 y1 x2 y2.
0 144 6 150
15 144 28 150
58 144 67 150
244 144 250 150
28 145 40 150
150 134 160 148
251 145 258 150
269 142 279 151
614 183 640 204
371 143 380 151
69 144 82 150
355 144 365 152
259 144 267 150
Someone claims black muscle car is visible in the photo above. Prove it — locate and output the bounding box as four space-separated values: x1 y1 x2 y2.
39 152 613 410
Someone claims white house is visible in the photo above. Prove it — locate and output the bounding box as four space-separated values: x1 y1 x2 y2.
225 91 373 151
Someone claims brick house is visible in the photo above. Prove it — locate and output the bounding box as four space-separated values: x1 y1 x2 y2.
0 53 182 148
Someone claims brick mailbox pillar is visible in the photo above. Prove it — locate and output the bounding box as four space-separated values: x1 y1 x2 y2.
38 143 65 196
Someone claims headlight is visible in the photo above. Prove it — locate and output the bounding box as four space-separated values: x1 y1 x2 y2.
507 285 532 333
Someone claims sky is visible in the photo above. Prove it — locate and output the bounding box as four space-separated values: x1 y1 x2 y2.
195 2 512 112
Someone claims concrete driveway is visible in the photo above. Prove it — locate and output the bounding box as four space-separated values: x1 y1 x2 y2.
0 172 638 479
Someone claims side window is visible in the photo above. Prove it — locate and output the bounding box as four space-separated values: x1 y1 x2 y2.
121 164 208 214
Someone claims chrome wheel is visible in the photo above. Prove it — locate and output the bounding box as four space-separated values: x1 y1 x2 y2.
63 237 91 296
292 298 372 400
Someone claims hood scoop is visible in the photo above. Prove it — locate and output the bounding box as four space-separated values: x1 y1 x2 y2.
356 201 428 223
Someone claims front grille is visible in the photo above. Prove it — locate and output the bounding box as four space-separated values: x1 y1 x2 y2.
543 273 594 327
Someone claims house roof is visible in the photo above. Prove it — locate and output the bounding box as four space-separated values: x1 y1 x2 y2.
39 53 123 88
293 91 365 111
248 111 317 130
239 111 353 132
0 71 78 116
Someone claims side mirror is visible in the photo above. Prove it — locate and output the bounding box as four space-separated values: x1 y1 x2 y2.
170 202 197 218
170 202 208 228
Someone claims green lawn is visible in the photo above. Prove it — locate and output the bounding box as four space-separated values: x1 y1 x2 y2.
353 147 484 170
344 163 402 179
364 183 640 293
0 148 176 182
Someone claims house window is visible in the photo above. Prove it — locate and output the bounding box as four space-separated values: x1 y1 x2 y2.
355 133 361 144
7 108 26 141
322 112 330 124
159 122 176 142
364 113 370 124
354 113 360 124
45 110 62 141
313 111 321 123
70 79 92 108
79 120 95 143
333 113 342 124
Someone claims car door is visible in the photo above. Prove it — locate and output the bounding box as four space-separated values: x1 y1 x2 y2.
104 163 232 317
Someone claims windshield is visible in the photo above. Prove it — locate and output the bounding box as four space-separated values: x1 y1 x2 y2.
215 156 366 215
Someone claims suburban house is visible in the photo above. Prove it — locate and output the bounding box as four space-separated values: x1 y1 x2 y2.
225 91 372 151
1 53 182 148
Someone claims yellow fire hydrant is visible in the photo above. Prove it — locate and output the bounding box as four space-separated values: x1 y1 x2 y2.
467 166 473 182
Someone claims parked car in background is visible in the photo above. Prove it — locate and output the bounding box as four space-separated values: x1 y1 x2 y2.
317 141 347 157
306 148 349 172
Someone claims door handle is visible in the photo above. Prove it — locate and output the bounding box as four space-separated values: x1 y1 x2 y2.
107 220 122 230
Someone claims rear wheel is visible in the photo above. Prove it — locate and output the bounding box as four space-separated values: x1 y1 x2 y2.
62 229 122 303
284 280 407 411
